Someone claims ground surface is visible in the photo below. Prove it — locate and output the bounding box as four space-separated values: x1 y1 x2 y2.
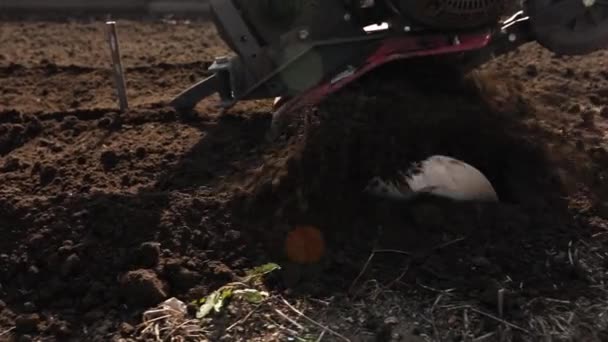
1 17 608 342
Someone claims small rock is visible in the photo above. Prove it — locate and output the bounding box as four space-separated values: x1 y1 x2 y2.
119 269 168 307
15 313 41 333
27 233 45 248
164 260 201 291
31 162 41 174
224 230 241 241
597 202 608 219
565 68 575 77
553 251 568 265
121 174 131 186
525 64 538 77
186 303 198 316
120 322 135 336
136 242 161 268
100 150 119 169
107 113 123 130
135 147 147 159
61 254 81 277
23 302 36 313
83 310 103 324
26 117 43 135
567 103 582 114
97 117 112 128
61 116 79 130
57 245 72 255
27 265 39 278
589 95 602 106
19 335 33 342
384 316 398 325
472 256 492 268
39 165 57 185
11 124 25 135
49 319 72 337
580 110 595 128
1 157 20 172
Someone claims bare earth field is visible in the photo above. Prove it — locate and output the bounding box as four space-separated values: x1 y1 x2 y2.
1 17 608 342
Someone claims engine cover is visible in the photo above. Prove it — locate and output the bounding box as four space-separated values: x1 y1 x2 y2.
397 0 512 29
233 0 356 46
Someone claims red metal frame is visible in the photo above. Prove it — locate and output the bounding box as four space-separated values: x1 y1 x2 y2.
273 31 492 116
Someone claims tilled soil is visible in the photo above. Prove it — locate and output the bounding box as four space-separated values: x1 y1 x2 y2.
1 17 608 342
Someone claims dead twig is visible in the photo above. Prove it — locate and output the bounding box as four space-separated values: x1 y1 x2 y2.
372 249 413 256
264 316 299 336
280 297 351 342
417 281 456 295
473 331 496 341
351 238 464 295
309 297 332 306
0 327 15 337
274 308 305 331
434 237 466 250
227 305 260 331
140 314 173 333
349 251 376 294
430 294 444 339
463 309 470 342
447 305 530 334
164 319 204 335
497 288 505 318
385 260 411 288
316 329 327 342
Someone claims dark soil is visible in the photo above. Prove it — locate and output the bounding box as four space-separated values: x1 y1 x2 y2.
1 17 608 342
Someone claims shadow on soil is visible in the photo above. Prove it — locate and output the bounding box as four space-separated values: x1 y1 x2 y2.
237 61 596 324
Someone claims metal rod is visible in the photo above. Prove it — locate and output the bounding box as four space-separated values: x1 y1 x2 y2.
106 21 129 112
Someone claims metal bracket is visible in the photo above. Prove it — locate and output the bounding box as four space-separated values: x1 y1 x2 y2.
209 0 263 73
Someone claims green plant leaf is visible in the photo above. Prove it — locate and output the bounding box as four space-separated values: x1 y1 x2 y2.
196 290 220 319
234 288 269 303
244 263 281 281
215 287 234 312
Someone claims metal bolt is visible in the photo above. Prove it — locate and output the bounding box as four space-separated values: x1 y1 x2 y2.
452 36 461 45
344 13 352 21
298 29 309 40
403 26 411 32
508 33 517 42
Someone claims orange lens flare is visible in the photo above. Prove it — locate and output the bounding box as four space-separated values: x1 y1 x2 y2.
285 225 325 264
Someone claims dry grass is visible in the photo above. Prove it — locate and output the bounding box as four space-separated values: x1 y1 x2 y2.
129 233 608 342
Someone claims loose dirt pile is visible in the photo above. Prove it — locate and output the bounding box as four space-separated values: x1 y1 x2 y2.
1 17 608 342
